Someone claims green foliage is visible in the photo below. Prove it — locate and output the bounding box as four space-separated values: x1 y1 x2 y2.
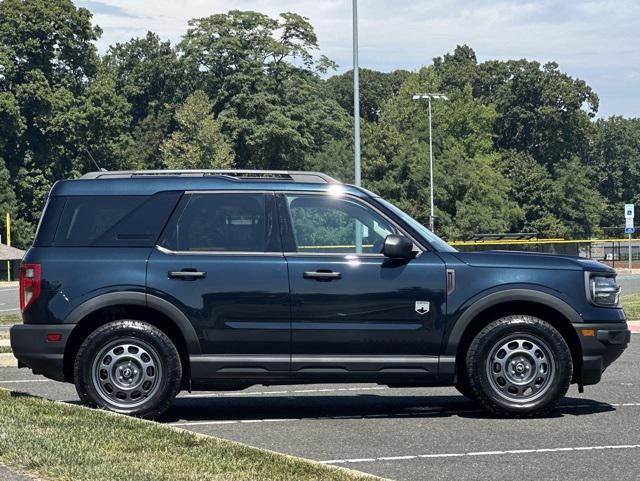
0 7 637 247
105 32 185 123
325 68 410 122
0 0 101 88
549 157 605 238
588 117 640 227
161 91 234 169
179 10 349 170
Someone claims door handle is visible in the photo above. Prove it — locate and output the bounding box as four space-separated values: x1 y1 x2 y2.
168 269 207 279
303 270 342 281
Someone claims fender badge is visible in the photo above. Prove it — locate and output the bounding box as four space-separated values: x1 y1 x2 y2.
415 301 430 315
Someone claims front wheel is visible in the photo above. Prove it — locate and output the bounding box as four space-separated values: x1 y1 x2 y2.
74 320 182 419
466 315 572 417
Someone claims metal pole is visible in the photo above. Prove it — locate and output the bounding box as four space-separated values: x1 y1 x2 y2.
629 233 632 270
5 213 10 282
352 0 362 253
428 97 434 232
352 0 361 187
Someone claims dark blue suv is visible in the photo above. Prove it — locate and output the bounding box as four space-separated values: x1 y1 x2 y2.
11 170 630 418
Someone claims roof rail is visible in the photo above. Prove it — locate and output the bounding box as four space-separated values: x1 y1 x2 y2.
80 169 340 184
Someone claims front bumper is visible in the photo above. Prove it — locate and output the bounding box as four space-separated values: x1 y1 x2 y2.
573 322 630 386
10 324 75 382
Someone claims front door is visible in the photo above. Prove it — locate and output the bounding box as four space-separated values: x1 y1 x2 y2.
278 192 446 382
147 191 290 382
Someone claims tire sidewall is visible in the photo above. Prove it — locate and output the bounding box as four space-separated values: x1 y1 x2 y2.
74 320 181 418
467 316 572 415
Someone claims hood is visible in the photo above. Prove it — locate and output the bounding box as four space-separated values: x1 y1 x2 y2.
451 250 615 273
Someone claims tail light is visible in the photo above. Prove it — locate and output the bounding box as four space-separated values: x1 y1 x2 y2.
19 263 41 312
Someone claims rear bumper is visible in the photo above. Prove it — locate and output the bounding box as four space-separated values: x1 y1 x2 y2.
573 322 630 386
10 324 75 382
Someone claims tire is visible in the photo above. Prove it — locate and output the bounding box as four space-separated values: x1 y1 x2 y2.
466 315 572 417
74 320 182 419
454 370 477 401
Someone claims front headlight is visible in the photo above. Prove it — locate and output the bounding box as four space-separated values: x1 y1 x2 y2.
586 274 621 307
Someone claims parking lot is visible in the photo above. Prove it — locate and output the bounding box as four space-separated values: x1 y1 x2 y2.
0 337 637 481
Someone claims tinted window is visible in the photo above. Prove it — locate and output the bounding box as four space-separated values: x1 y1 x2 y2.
53 193 181 247
160 193 267 252
33 196 66 246
286 195 397 254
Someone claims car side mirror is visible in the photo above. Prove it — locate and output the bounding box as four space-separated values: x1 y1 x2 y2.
382 234 414 259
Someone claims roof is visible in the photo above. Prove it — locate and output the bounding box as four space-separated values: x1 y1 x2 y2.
0 243 25 261
51 170 369 198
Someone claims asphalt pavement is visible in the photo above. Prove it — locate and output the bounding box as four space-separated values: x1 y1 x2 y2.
0 466 34 481
1 338 639 481
619 274 640 295
0 287 18 313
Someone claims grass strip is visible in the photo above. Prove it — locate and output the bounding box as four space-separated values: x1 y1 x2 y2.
0 346 11 354
621 293 640 321
0 389 381 481
0 314 21 325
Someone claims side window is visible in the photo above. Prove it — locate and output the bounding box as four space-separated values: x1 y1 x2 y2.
285 195 396 254
52 193 182 247
54 196 143 246
160 193 268 252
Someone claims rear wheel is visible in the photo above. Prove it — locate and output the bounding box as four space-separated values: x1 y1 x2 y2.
74 320 181 418
466 315 572 417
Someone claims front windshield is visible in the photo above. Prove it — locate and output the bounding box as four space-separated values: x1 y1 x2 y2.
375 197 457 252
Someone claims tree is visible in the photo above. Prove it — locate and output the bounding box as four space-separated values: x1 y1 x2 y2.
433 45 479 94
497 150 562 236
486 60 598 166
161 91 234 169
325 68 410 122
588 117 640 229
179 10 349 170
0 0 133 246
549 157 605 238
105 32 185 124
0 0 101 90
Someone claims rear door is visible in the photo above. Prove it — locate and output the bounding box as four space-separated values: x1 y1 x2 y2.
278 192 446 382
147 191 290 381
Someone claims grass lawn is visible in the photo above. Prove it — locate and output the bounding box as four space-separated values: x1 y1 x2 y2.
0 314 21 325
0 346 11 353
0 389 380 481
621 293 640 321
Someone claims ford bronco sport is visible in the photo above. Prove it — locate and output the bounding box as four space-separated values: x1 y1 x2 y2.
10 170 630 418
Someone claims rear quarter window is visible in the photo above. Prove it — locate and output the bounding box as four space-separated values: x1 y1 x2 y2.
52 192 181 247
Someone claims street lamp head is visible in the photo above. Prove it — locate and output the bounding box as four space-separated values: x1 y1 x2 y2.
412 93 449 101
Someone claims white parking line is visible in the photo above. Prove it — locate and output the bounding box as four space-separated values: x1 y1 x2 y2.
322 444 640 464
0 379 52 384
169 402 640 427
0 308 19 312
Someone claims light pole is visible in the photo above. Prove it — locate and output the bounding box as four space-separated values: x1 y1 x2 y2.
353 0 361 187
412 93 449 232
353 0 362 253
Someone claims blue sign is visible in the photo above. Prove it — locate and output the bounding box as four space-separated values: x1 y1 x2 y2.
625 227 635 234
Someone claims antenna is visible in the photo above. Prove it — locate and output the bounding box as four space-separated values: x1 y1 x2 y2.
84 147 107 172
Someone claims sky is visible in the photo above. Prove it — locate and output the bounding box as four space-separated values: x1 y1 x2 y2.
77 0 640 118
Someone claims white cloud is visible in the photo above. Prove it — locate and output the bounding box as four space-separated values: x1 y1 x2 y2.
77 0 640 117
